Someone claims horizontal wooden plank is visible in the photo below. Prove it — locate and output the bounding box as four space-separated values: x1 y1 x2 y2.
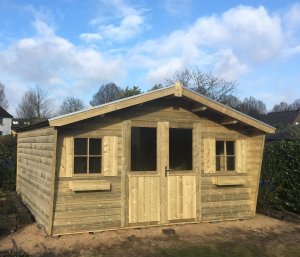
201 211 253 222
202 193 253 203
18 127 55 138
54 206 120 220
202 205 252 215
202 200 254 208
52 220 121 235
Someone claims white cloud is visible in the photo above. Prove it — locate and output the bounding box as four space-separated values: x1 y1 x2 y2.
128 5 292 83
0 20 125 115
164 0 191 16
213 49 249 80
80 0 146 43
79 33 102 43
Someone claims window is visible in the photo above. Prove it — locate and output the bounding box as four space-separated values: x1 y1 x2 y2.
169 128 192 170
74 138 102 174
131 127 157 171
216 141 235 172
0 118 3 125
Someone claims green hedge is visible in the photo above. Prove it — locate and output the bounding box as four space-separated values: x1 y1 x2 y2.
258 140 300 214
0 136 17 190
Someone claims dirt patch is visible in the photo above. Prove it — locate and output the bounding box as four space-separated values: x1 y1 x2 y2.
0 215 299 257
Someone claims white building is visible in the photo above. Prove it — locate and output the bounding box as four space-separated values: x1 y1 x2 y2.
0 106 13 135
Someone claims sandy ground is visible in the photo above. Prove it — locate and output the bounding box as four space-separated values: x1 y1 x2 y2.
1 214 300 256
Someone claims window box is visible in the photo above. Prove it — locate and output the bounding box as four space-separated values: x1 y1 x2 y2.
69 180 111 192
213 176 246 186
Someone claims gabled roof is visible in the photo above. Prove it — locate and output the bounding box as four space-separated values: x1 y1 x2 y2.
0 106 13 118
48 83 275 133
259 110 300 127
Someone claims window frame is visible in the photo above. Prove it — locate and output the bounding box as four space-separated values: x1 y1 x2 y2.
73 137 103 176
215 140 236 172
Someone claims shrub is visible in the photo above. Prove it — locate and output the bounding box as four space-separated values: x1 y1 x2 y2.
0 136 17 190
259 140 300 214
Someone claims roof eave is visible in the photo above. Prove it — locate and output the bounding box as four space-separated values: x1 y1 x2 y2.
182 87 276 134
49 85 176 127
47 83 275 134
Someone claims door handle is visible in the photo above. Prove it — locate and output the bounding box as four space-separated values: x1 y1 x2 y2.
165 166 173 177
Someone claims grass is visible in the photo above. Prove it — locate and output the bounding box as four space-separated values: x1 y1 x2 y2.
159 242 267 257
0 189 5 198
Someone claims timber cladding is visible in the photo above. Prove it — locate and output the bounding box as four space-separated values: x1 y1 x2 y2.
16 127 56 233
52 122 123 234
15 84 274 235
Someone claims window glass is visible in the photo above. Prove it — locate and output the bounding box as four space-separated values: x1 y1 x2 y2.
89 157 101 173
169 128 192 170
74 138 87 155
131 127 157 171
216 141 224 155
226 141 235 155
227 156 235 171
89 138 101 155
74 157 87 174
216 141 235 172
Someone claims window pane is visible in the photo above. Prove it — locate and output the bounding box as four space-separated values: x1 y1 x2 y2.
74 157 87 174
74 138 87 155
227 156 235 171
131 127 157 171
216 141 224 155
226 141 235 155
89 157 101 173
169 128 192 170
216 156 221 171
89 138 102 155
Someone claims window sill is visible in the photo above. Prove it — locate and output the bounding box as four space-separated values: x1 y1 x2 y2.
69 180 111 192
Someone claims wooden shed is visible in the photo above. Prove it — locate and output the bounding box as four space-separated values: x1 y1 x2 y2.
16 83 275 235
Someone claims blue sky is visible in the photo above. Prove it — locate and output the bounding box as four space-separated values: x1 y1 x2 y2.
1 0 300 115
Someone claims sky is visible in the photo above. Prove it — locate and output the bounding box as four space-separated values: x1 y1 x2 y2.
1 0 300 116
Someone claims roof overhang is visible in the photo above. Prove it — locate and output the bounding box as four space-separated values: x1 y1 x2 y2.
44 83 275 134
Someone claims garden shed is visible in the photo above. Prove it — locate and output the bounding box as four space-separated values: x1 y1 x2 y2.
16 83 275 235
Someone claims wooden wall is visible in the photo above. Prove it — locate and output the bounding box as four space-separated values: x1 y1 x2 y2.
52 118 123 234
17 127 56 232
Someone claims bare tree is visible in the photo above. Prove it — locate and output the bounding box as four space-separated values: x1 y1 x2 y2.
289 99 300 111
58 97 85 115
220 95 242 110
90 83 122 106
0 82 9 109
165 67 237 103
16 85 52 120
239 96 267 118
272 101 290 112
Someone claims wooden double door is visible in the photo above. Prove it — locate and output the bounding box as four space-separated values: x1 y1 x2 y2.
128 122 201 225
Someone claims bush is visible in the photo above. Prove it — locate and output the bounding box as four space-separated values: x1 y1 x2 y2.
259 140 300 214
0 136 17 190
